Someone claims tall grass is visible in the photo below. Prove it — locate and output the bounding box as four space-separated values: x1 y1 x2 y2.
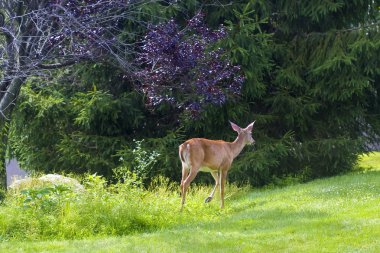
0 174 246 241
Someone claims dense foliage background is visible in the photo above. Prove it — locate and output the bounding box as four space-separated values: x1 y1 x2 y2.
7 0 380 186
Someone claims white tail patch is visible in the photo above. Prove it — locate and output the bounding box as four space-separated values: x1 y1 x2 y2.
179 144 191 168
183 144 191 167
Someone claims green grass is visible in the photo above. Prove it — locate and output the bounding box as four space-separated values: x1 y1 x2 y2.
1 152 379 252
358 151 380 171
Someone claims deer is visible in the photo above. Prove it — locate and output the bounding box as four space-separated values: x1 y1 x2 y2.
179 121 255 210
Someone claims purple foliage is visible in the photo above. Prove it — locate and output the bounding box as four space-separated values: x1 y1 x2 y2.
136 12 245 115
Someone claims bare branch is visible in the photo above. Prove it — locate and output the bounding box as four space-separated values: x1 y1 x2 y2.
0 12 4 27
0 0 170 120
37 60 83 70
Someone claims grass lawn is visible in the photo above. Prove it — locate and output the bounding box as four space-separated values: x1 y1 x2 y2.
1 152 379 252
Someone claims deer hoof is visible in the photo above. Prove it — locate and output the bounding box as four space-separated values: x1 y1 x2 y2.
204 197 212 203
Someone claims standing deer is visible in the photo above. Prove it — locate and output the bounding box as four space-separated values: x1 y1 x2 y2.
179 121 255 210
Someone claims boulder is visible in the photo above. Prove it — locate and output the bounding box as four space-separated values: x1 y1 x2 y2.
9 174 84 192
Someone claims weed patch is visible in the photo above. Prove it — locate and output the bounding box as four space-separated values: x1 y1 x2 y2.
0 174 246 241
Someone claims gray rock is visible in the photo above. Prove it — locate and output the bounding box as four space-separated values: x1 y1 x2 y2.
9 174 84 192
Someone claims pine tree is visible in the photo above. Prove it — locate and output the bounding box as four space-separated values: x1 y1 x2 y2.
7 0 380 186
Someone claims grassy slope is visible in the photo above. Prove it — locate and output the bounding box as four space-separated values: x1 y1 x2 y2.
1 153 380 253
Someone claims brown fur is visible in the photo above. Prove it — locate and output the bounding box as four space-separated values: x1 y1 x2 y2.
179 121 255 210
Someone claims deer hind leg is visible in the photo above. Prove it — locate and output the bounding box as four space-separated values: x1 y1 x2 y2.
180 163 189 197
180 166 199 210
219 169 228 209
205 171 220 203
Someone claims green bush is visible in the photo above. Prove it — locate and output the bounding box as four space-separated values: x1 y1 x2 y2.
115 139 160 182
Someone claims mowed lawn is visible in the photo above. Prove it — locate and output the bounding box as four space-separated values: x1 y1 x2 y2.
1 153 380 253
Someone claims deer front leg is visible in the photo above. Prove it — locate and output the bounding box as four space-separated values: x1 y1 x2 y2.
205 171 219 203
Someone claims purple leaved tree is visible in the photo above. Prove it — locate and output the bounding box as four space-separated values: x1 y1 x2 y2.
136 13 245 117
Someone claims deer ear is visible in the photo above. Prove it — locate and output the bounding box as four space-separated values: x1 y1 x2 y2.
246 120 255 131
229 121 241 132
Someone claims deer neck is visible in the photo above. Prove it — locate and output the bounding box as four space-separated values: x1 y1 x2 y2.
230 134 247 159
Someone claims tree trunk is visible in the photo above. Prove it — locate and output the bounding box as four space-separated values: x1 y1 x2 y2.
0 121 9 190
0 77 24 191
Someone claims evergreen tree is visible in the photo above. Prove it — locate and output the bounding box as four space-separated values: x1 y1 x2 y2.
173 0 380 184
8 0 380 186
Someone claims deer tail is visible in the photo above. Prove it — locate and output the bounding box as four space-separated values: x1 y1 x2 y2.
179 143 190 165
